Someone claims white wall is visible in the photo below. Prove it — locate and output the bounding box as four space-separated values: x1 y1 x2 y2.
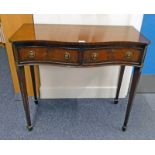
33 14 143 99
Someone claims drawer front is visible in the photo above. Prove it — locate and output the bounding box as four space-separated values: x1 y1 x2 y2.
18 47 48 62
17 46 143 66
18 47 79 64
83 48 142 65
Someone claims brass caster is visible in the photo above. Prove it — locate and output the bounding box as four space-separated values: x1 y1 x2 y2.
114 99 119 104
122 126 127 132
27 125 33 131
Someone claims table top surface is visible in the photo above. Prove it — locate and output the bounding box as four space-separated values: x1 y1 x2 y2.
10 24 150 45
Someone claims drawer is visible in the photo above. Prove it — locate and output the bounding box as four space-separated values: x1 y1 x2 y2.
18 47 79 64
83 48 142 65
18 47 48 62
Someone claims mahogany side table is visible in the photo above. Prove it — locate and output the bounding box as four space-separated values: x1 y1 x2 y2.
10 24 150 131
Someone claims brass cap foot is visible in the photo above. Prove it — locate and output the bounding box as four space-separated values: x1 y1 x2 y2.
122 126 127 132
27 125 33 131
114 99 119 104
34 100 38 104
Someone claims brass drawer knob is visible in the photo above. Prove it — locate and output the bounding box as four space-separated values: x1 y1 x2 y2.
28 51 35 59
91 53 98 61
125 51 133 60
64 52 70 60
